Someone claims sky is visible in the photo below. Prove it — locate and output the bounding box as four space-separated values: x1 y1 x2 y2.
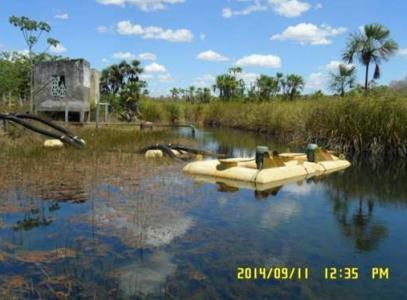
1 0 407 96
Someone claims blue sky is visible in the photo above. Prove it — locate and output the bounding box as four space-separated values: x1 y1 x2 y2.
1 0 407 95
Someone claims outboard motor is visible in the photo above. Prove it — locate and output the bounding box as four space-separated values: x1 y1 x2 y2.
255 146 269 170
306 143 319 162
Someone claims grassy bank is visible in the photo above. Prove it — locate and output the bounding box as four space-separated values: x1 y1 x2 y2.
0 125 193 160
140 96 407 159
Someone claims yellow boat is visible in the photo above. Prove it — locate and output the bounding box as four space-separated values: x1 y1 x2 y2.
183 144 351 186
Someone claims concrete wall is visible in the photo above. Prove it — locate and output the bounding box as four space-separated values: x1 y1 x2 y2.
90 69 101 107
33 59 100 114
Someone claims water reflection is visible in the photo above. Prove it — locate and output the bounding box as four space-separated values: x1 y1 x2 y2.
113 251 176 297
329 189 388 252
0 128 406 299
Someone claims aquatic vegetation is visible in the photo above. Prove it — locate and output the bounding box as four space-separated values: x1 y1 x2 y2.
0 125 407 299
139 95 407 159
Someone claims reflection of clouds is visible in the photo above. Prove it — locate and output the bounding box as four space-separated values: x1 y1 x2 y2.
145 215 193 247
282 182 314 196
261 200 300 229
116 251 176 297
95 204 193 248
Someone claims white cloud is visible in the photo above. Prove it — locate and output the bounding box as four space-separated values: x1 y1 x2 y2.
325 60 355 72
117 21 144 35
102 58 110 63
222 0 310 18
158 73 173 82
222 0 267 18
199 33 206 41
116 21 193 42
197 50 229 62
140 73 154 80
138 52 157 61
315 3 323 9
112 51 136 60
50 44 67 54
97 0 184 11
194 74 215 87
235 54 282 68
271 23 347 45
306 72 326 91
54 13 69 20
268 0 311 17
398 48 407 58
97 0 125 5
237 72 260 86
222 8 233 18
97 25 110 33
18 49 29 56
145 62 167 73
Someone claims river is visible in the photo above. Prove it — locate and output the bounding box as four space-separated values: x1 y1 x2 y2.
0 127 406 299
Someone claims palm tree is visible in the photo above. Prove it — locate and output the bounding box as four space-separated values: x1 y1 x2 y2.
228 66 242 75
343 23 398 90
329 64 357 97
170 88 179 100
100 60 146 121
284 74 304 100
256 75 279 100
187 86 196 103
214 74 238 100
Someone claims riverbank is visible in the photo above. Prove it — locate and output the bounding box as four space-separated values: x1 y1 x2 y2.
0 125 193 160
140 95 407 159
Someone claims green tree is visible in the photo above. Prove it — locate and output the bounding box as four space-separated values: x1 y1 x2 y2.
256 75 279 100
329 64 357 97
0 52 30 102
343 23 398 91
9 16 60 113
282 74 304 100
187 86 196 103
100 60 147 121
0 51 61 106
170 88 180 100
228 66 242 76
195 87 212 103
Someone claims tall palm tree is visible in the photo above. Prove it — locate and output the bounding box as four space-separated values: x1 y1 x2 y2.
170 88 179 100
343 23 398 90
256 75 279 100
285 74 304 100
329 64 357 97
100 59 146 121
228 66 242 75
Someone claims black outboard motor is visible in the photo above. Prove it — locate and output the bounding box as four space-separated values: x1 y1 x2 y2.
306 144 319 162
255 146 269 170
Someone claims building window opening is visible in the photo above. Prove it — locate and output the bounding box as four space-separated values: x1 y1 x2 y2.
51 75 66 97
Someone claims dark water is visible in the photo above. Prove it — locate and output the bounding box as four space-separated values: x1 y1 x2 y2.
1 128 407 299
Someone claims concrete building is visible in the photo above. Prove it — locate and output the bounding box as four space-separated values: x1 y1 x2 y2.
33 59 100 122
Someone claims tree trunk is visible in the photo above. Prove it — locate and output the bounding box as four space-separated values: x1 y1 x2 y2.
364 63 369 91
8 91 12 109
29 46 34 114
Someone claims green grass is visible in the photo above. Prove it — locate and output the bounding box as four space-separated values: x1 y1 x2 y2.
2 93 407 159
139 95 407 159
0 125 193 160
